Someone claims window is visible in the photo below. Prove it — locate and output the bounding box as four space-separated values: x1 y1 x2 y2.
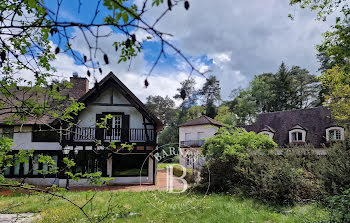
292 132 303 141
32 154 39 175
112 154 148 176
1 127 13 139
289 128 306 143
105 115 122 140
326 127 344 141
4 152 58 177
185 133 191 141
74 152 106 176
32 126 60 142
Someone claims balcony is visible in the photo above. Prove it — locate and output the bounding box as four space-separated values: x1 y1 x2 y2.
180 140 205 148
65 127 155 143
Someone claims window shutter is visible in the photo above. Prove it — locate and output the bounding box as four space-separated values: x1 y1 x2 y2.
121 114 129 142
106 116 112 136
95 114 104 141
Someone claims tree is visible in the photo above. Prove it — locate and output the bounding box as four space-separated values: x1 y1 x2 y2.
228 63 320 124
0 0 203 219
229 90 258 125
291 0 350 121
319 66 350 122
199 75 221 118
145 95 175 125
215 106 236 126
187 105 205 120
174 78 198 107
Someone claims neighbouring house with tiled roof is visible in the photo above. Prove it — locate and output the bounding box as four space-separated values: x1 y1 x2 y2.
243 106 344 148
178 116 223 169
178 107 345 169
1 72 163 186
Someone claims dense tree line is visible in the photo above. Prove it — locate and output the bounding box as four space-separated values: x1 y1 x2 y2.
146 62 322 147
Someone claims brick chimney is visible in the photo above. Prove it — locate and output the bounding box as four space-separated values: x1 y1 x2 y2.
69 72 89 100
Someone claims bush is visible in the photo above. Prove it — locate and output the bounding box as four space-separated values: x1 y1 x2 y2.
172 155 179 163
172 165 194 183
200 148 324 204
242 149 323 204
319 189 350 223
316 142 350 195
200 130 350 204
202 127 277 160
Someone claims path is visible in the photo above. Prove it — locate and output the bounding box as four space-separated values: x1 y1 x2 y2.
71 168 186 192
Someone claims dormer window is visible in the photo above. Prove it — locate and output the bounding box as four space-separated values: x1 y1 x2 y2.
326 127 344 141
258 125 275 140
291 132 303 142
289 125 307 143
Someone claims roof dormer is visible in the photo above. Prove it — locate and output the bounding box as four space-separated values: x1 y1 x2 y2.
289 125 307 144
258 125 275 140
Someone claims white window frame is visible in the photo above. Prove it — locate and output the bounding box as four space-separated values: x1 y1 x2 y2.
326 127 344 141
289 129 306 143
259 131 274 140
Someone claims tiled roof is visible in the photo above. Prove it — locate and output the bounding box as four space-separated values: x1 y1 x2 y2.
0 87 70 126
243 107 337 147
0 73 163 128
179 115 223 127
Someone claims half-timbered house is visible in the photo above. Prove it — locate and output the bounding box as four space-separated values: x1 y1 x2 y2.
1 72 163 186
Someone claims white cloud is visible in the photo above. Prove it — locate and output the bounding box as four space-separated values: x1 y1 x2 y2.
136 0 334 99
47 27 206 105
13 0 335 104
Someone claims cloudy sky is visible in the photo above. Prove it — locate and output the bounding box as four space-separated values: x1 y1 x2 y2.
45 0 333 104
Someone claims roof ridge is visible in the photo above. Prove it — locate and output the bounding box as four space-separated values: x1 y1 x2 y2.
257 106 328 116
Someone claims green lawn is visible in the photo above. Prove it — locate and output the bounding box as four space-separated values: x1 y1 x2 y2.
0 190 328 223
157 163 179 169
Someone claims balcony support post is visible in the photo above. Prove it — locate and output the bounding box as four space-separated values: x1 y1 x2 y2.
142 115 150 142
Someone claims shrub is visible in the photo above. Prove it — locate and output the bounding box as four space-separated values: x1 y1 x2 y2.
200 130 350 204
202 127 277 160
172 165 194 183
320 189 350 223
242 149 323 204
172 155 179 163
316 141 350 195
200 148 324 204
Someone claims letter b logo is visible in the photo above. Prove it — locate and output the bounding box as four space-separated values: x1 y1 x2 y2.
166 164 188 193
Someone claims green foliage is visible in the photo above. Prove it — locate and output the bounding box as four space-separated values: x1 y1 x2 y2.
173 78 198 107
172 165 194 183
202 127 277 160
199 75 221 118
145 95 175 125
0 191 328 223
319 66 350 122
324 189 350 223
0 137 34 182
316 141 350 195
229 63 320 124
201 139 350 205
201 148 323 204
241 149 323 204
291 0 350 110
187 105 205 120
215 106 236 126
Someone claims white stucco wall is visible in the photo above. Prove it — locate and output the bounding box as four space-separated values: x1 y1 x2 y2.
179 125 219 143
12 126 61 151
77 87 153 129
179 124 219 170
